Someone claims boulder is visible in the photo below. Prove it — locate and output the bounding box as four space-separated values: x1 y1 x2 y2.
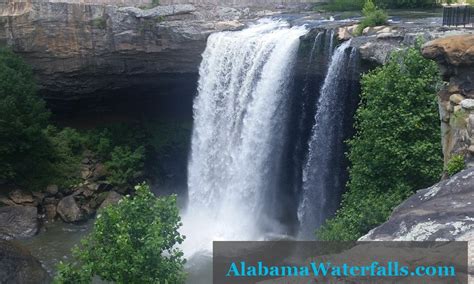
45 185 58 196
57 196 85 223
0 240 50 284
461 99 474 110
0 206 38 240
90 163 107 181
8 189 34 205
422 34 474 66
360 167 474 241
450 93 465 104
99 191 123 211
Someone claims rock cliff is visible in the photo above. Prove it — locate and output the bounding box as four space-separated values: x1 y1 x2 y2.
422 35 474 168
0 1 251 99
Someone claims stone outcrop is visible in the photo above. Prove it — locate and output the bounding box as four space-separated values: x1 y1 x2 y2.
359 168 474 280
334 21 473 65
0 1 264 101
360 167 474 241
57 195 85 223
0 240 50 284
422 35 474 168
0 206 38 240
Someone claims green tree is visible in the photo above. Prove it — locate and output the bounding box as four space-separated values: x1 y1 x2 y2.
0 48 53 187
317 44 442 240
55 183 186 283
105 145 145 186
355 0 388 35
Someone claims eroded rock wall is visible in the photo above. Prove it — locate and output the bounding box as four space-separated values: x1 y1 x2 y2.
0 1 249 99
422 35 474 168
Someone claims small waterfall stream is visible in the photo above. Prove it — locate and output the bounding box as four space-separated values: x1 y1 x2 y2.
298 40 358 239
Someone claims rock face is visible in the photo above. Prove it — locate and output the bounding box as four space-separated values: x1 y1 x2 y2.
0 240 50 284
360 167 474 241
0 206 38 240
422 35 474 168
0 1 264 101
422 34 474 66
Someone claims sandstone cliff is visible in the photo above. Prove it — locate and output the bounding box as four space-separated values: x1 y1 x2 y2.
0 1 252 99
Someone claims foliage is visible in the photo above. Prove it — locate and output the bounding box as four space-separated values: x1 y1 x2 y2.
105 146 145 186
44 126 85 188
0 48 54 188
355 0 388 35
317 44 443 240
446 154 465 176
90 17 106 29
323 0 438 11
54 183 186 284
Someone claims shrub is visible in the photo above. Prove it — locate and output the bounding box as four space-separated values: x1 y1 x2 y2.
90 17 106 29
355 0 388 35
54 183 186 284
45 126 85 188
317 44 443 240
105 146 145 186
446 154 465 176
0 48 53 188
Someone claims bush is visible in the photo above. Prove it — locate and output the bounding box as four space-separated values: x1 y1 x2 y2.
0 48 54 188
446 154 465 176
355 0 388 35
105 146 145 186
317 44 443 240
54 183 186 284
45 126 85 188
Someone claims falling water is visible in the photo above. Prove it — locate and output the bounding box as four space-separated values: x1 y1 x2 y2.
298 40 357 239
183 19 307 256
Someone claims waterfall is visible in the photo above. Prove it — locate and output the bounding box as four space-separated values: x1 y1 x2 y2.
298 40 357 239
183 19 307 256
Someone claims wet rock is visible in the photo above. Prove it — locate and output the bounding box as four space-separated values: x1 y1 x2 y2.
0 206 38 240
360 167 474 241
99 191 123 211
0 240 50 284
57 196 85 223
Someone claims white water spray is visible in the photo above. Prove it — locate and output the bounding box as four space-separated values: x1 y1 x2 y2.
182 20 307 256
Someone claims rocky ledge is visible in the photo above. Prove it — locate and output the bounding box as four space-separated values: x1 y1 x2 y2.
0 2 256 99
360 167 474 241
421 35 474 168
